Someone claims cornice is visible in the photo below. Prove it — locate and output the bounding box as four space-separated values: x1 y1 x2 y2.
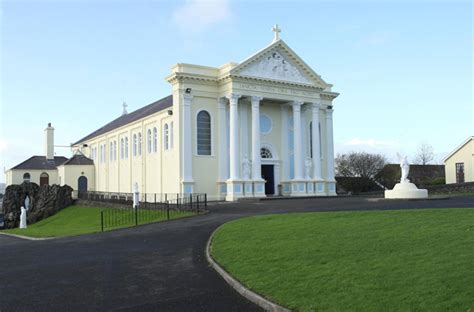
166 73 218 85
219 74 324 91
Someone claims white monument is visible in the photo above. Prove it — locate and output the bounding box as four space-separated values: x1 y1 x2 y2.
19 206 27 229
385 153 428 199
133 182 140 208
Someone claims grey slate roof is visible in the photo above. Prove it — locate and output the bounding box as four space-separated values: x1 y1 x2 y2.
74 95 173 145
61 154 94 166
10 156 68 170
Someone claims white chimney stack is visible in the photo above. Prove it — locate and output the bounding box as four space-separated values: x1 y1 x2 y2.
44 122 54 160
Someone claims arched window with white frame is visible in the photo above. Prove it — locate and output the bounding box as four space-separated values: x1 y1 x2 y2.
113 140 117 160
125 137 129 159
260 147 273 159
153 127 158 153
197 110 211 155
110 142 113 161
138 132 142 156
133 134 137 156
120 138 124 159
164 123 169 150
147 129 152 154
23 172 31 183
170 122 174 149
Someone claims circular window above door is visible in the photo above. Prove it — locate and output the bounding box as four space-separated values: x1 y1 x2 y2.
260 114 272 134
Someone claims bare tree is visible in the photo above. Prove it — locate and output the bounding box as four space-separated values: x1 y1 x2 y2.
414 143 434 165
335 152 387 179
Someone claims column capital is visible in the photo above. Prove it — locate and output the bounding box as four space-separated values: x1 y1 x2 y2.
183 93 193 106
251 96 263 104
218 97 227 109
312 100 322 110
326 107 334 118
291 100 304 113
226 93 241 104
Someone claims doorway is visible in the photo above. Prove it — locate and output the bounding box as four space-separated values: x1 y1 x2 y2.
78 176 88 193
261 165 275 195
40 172 49 186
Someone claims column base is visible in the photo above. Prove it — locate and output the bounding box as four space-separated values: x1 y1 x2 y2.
286 180 308 196
315 180 326 195
217 181 227 201
326 180 337 196
253 179 266 198
243 180 254 197
181 180 195 194
226 180 244 201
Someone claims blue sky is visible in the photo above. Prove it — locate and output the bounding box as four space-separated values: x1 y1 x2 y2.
1 0 472 182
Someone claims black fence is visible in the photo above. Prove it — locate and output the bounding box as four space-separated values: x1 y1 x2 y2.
78 191 207 232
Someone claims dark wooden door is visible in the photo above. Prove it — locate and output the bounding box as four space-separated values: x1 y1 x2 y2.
261 165 275 195
78 176 88 193
40 175 49 186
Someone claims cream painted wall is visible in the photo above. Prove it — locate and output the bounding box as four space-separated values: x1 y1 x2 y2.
445 139 474 183
7 169 58 186
57 165 95 190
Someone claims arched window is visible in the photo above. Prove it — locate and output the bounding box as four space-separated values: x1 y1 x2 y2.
138 132 142 155
113 140 117 160
260 147 273 159
120 138 124 159
164 124 169 150
147 129 152 154
170 122 174 149
40 172 49 186
133 134 137 156
110 142 113 161
125 137 129 159
197 111 211 155
153 127 158 153
23 172 31 183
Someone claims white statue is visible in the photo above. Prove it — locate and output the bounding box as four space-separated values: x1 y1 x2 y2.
24 195 30 211
133 182 139 208
242 155 251 180
20 206 27 229
397 153 410 183
305 157 312 179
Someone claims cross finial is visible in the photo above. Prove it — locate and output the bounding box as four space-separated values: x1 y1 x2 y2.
272 24 281 42
122 101 128 116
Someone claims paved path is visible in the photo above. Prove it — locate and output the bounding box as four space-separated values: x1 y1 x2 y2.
1 196 473 311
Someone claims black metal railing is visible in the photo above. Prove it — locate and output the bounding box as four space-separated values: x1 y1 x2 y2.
78 191 207 232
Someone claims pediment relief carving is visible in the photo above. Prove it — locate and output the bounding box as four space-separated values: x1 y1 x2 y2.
237 50 313 85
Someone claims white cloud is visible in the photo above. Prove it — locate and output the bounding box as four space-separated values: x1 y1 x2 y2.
172 0 231 33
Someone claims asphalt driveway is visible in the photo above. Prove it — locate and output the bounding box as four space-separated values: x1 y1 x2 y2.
1 196 473 311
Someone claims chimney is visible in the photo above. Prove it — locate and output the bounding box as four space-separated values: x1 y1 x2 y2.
44 123 54 160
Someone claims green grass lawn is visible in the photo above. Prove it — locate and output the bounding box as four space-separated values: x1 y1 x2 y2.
211 208 474 311
2 205 194 238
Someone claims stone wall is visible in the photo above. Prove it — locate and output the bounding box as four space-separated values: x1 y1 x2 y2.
1 182 73 229
426 182 474 194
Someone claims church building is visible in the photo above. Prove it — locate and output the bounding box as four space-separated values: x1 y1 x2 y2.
6 27 339 201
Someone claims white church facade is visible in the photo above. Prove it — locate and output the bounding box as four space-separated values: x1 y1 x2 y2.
6 28 339 201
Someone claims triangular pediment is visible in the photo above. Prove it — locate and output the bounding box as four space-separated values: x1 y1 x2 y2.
230 40 328 88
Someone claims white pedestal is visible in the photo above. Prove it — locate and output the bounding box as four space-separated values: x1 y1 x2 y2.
385 182 428 199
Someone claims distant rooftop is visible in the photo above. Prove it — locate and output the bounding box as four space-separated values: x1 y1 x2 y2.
10 156 68 170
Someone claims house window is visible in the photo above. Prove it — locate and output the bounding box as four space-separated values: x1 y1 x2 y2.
147 129 152 154
125 137 129 159
23 172 31 182
133 134 137 156
153 127 158 153
456 163 465 183
164 123 169 150
138 132 142 156
261 147 273 159
197 111 211 155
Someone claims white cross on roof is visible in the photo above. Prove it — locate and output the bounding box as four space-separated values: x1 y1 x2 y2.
272 24 281 42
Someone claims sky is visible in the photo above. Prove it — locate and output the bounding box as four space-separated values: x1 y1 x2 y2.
0 0 472 183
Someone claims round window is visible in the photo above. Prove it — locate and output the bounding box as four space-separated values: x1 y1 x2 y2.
260 114 272 134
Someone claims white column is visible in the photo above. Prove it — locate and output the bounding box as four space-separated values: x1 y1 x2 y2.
251 96 263 180
217 97 228 181
182 94 193 183
280 105 290 181
312 101 322 180
326 108 335 181
227 93 241 180
291 101 304 180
